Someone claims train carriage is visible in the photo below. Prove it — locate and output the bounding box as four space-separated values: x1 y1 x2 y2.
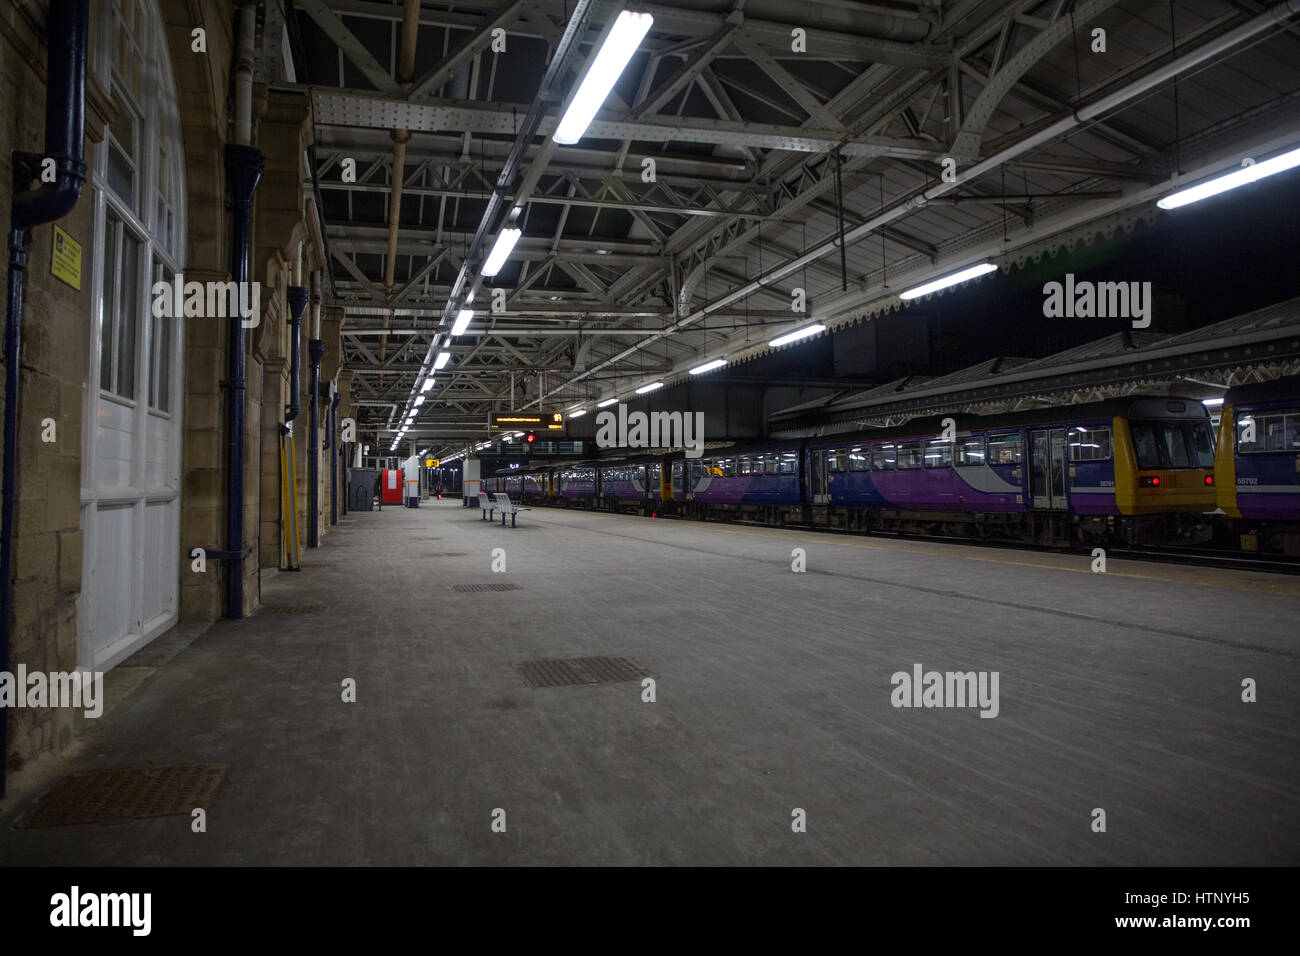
1214 376 1300 555
473 393 1229 551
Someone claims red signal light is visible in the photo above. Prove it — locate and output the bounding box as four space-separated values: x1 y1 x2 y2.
525 432 537 444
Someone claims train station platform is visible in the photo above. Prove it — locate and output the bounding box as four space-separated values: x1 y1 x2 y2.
2 499 1296 866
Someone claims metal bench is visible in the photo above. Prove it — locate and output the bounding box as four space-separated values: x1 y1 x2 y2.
490 493 527 527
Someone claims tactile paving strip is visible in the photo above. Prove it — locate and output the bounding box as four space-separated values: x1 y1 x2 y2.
260 604 325 614
451 583 520 592
516 656 648 688
19 764 230 828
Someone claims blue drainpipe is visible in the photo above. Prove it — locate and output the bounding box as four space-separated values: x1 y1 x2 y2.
2 0 89 797
221 143 264 618
284 286 307 422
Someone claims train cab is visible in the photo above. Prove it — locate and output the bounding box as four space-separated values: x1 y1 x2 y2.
1109 398 1217 515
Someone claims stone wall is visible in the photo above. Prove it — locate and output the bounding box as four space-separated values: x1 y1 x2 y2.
0 0 104 767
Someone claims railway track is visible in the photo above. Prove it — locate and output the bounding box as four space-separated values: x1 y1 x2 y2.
676 513 1300 575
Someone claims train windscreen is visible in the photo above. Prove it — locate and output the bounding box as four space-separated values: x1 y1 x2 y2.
1130 421 1215 469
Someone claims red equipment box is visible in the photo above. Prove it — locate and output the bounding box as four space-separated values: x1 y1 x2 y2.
381 469 404 504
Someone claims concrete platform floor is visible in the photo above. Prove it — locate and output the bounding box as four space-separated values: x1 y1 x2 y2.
3 498 1298 865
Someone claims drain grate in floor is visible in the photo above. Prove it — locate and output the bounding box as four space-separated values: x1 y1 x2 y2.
451 583 521 593
19 764 230 828
516 656 648 688
260 604 324 615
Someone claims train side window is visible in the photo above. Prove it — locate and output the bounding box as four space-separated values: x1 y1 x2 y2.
1237 418 1261 452
896 442 923 469
738 458 751 475
956 437 985 466
1068 426 1112 462
1266 417 1289 451
765 455 780 475
987 433 1023 465
849 447 870 471
924 439 953 468
779 453 797 475
825 450 841 473
1241 412 1300 451
871 444 896 470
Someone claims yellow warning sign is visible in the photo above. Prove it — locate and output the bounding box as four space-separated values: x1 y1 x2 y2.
425 458 435 467
51 225 81 290
432 459 440 468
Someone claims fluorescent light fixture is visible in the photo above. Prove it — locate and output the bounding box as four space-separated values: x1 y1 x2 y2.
420 377 436 392
769 324 825 348
414 396 425 406
553 11 654 145
690 358 726 375
899 262 998 300
1158 146 1300 210
482 227 522 277
434 351 451 370
1201 397 1225 407
451 308 474 336
597 397 618 408
569 409 587 418
636 382 663 394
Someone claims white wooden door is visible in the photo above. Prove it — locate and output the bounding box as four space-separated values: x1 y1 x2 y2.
79 0 186 671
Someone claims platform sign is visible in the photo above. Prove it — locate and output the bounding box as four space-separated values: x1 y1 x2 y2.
490 412 563 430
51 225 81 290
425 458 435 467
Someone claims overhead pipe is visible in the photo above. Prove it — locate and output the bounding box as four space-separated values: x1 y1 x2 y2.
564 0 1300 393
383 0 421 294
221 2 264 618
2 0 88 799
308 270 323 548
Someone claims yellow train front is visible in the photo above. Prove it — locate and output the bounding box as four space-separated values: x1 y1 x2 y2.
1108 402 1217 516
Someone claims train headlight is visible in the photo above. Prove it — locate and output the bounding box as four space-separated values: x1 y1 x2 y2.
1205 474 1214 486
1139 475 1161 488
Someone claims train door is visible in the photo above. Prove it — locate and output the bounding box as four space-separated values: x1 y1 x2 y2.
1028 428 1068 509
809 449 829 503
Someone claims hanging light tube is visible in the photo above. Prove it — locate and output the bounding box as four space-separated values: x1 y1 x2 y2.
482 227 522 277
769 324 825 348
553 11 654 146
451 309 474 336
899 262 998 301
1158 145 1300 210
